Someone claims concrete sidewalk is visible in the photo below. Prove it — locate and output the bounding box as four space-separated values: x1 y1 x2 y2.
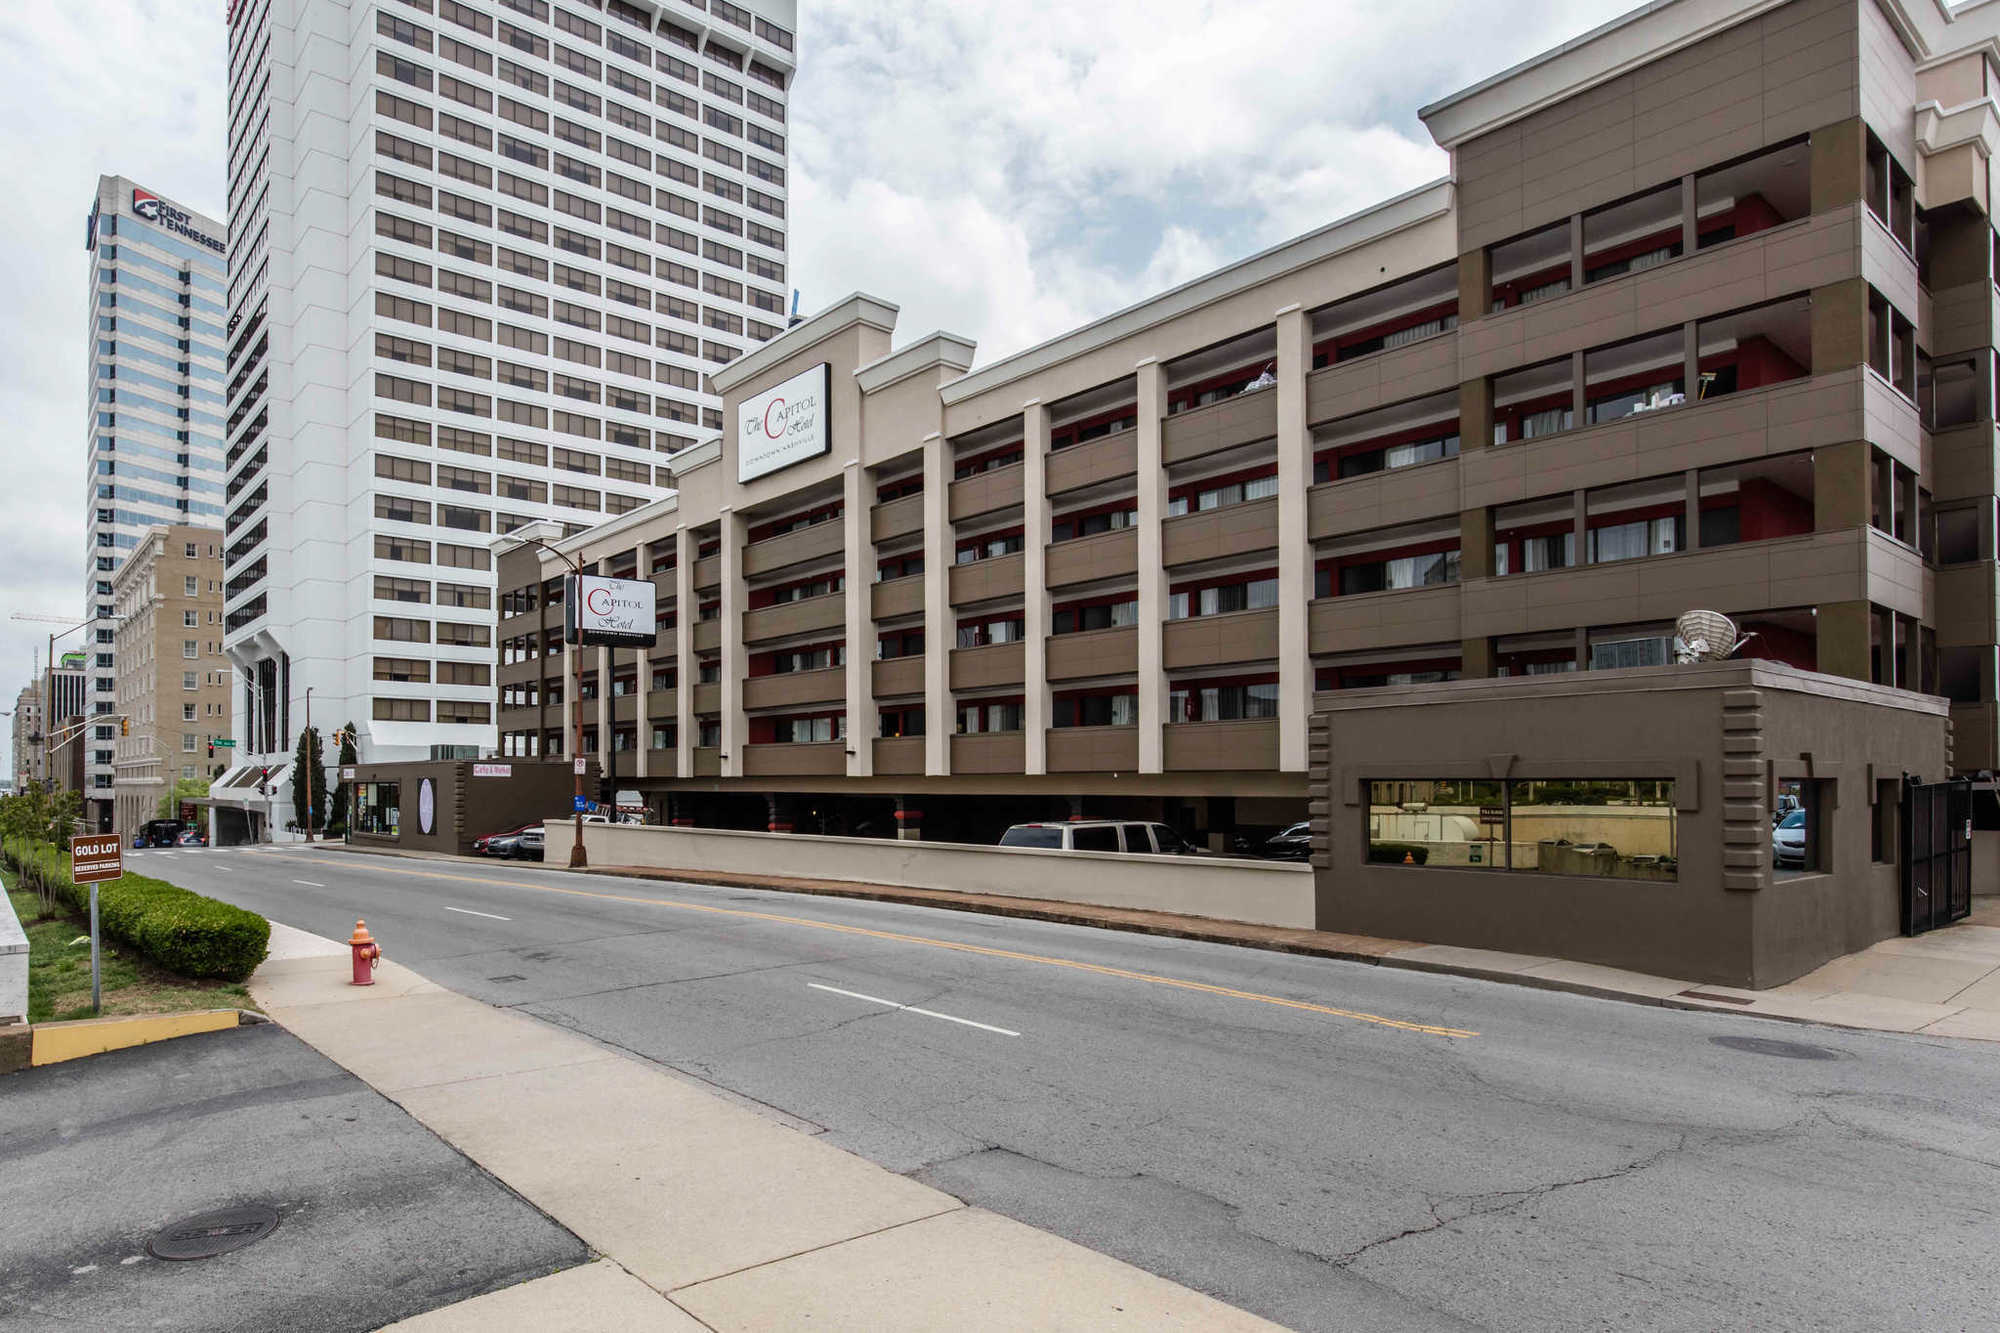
308 841 2000 1043
250 941 1279 1331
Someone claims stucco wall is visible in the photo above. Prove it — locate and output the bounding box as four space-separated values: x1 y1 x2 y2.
544 821 1315 929
0 889 25 1024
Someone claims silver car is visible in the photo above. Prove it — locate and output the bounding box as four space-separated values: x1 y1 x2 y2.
1772 809 1807 867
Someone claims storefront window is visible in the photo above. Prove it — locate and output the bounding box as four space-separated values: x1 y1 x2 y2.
355 781 401 837
1368 778 1675 879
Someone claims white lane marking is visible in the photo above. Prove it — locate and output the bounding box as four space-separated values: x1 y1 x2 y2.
211 866 235 874
807 982 1020 1037
291 879 325 888
443 905 512 921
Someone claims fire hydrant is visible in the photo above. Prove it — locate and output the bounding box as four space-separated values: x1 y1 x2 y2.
349 919 382 986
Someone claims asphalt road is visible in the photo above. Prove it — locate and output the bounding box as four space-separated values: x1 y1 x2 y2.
148 842 2000 1332
0 1021 585 1333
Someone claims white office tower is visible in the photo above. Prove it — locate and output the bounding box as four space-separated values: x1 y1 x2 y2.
86 176 230 831
219 0 796 830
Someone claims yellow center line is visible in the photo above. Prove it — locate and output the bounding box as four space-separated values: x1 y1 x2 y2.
275 853 1478 1039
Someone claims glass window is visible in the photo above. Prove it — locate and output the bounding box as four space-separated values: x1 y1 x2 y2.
356 781 402 836
1071 825 1118 852
1367 778 1675 879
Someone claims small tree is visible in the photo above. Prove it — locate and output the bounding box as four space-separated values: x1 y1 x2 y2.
291 726 326 836
155 776 212 821
327 721 358 835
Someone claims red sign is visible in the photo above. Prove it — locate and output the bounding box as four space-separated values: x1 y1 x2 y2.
71 835 123 885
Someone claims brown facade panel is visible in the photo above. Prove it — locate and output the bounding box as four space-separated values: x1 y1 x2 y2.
693 554 721 590
1459 372 1867 513
1162 497 1279 567
1309 585 1463 656
742 592 845 644
948 462 1025 523
950 642 1025 690
872 735 924 775
1046 726 1139 773
742 520 844 580
949 552 1025 605
1163 609 1278 671
1047 430 1138 494
692 682 721 715
693 619 721 653
950 730 1027 774
1308 459 1462 542
741 742 847 777
872 655 924 698
1047 626 1138 681
870 493 924 543
1454 0 1858 252
610 694 638 724
1934 563 1998 649
871 574 924 621
1161 388 1278 466
1046 528 1138 589
692 746 721 776
644 748 679 778
1163 719 1281 771
1305 332 1457 426
742 667 845 712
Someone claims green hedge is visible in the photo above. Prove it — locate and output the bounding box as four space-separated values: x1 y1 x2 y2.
3 837 269 982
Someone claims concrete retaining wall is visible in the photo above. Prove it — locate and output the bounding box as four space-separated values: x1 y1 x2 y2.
1 889 27 1025
545 822 1316 929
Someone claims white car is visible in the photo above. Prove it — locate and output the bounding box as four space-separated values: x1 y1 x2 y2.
997 820 1202 855
1772 809 1808 868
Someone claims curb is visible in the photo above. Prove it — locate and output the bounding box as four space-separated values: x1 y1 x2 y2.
2 1009 260 1073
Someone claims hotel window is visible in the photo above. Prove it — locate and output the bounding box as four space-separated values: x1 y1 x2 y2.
1169 679 1279 723
1052 598 1138 634
956 615 1025 649
1169 574 1278 620
1166 470 1278 516
1051 691 1137 728
957 700 1024 734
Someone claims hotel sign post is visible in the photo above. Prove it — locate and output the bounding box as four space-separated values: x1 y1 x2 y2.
70 834 123 1014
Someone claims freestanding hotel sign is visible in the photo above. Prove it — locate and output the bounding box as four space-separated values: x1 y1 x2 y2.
737 362 831 483
565 574 658 649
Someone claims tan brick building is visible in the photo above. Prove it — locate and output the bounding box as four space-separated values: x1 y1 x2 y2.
112 526 231 835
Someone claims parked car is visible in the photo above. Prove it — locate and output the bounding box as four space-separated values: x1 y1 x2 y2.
1243 821 1312 861
998 820 1202 855
1772 809 1809 867
513 828 545 861
474 823 539 856
131 833 150 849
175 828 207 848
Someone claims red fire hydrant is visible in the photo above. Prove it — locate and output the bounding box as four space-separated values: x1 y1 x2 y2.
349 920 382 987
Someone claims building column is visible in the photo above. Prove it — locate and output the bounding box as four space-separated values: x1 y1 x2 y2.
1814 440 1873 531
1808 116 1868 214
1135 358 1169 772
1818 600 1872 681
1458 505 1494 677
1679 174 1698 256
1021 399 1051 776
1567 213 1585 290
720 509 748 777
674 525 695 779
843 460 875 776
921 432 952 776
1275 303 1313 772
894 795 922 841
1457 247 1491 325
1684 468 1702 550
1811 277 1870 374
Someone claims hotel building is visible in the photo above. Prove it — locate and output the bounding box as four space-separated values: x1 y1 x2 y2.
85 176 230 830
219 0 796 830
500 0 2000 849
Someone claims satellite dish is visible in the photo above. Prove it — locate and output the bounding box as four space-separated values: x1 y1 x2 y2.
1673 610 1753 664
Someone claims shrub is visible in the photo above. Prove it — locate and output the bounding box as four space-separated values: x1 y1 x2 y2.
3 837 269 982
1368 842 1431 866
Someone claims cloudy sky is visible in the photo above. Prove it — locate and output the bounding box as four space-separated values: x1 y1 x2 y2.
0 0 1633 778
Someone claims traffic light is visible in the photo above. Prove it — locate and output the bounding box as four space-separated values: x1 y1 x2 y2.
207 737 215 759
119 716 128 737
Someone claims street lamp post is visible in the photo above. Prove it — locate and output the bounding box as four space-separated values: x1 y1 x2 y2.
303 686 314 843
522 537 589 869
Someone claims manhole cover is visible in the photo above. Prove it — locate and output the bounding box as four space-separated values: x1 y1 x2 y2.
147 1205 281 1261
1709 1035 1838 1061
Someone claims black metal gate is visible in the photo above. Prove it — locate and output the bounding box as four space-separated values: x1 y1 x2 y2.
1902 778 1972 935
